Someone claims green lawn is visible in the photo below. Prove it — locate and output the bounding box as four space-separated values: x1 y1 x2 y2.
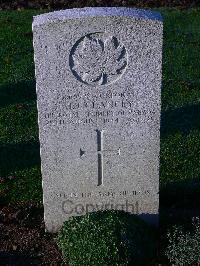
0 9 199 205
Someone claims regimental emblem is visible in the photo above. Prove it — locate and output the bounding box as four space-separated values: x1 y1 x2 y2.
69 32 128 86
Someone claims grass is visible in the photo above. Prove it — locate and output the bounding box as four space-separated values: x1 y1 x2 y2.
159 8 200 189
0 8 199 206
0 10 43 203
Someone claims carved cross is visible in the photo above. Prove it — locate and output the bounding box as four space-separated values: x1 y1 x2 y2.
80 130 120 186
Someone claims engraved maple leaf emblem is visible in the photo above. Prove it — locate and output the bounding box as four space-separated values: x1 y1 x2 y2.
71 34 127 85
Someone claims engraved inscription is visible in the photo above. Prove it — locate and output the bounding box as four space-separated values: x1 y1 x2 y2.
43 88 157 127
58 190 153 199
69 32 128 85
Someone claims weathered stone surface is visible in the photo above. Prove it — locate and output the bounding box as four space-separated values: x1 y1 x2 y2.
33 7 163 232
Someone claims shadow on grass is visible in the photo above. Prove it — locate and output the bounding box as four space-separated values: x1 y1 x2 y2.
160 177 200 231
161 103 200 137
160 103 200 227
0 141 40 176
0 80 36 108
160 178 200 209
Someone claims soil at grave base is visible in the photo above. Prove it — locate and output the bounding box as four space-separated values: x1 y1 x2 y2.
0 203 199 266
0 203 67 266
0 0 199 10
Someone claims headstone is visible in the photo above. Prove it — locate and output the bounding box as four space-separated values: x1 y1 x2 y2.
33 7 163 232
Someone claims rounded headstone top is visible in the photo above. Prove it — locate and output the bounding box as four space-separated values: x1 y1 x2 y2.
32 7 163 28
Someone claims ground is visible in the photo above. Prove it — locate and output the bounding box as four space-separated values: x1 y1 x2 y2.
0 204 65 265
0 7 200 265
